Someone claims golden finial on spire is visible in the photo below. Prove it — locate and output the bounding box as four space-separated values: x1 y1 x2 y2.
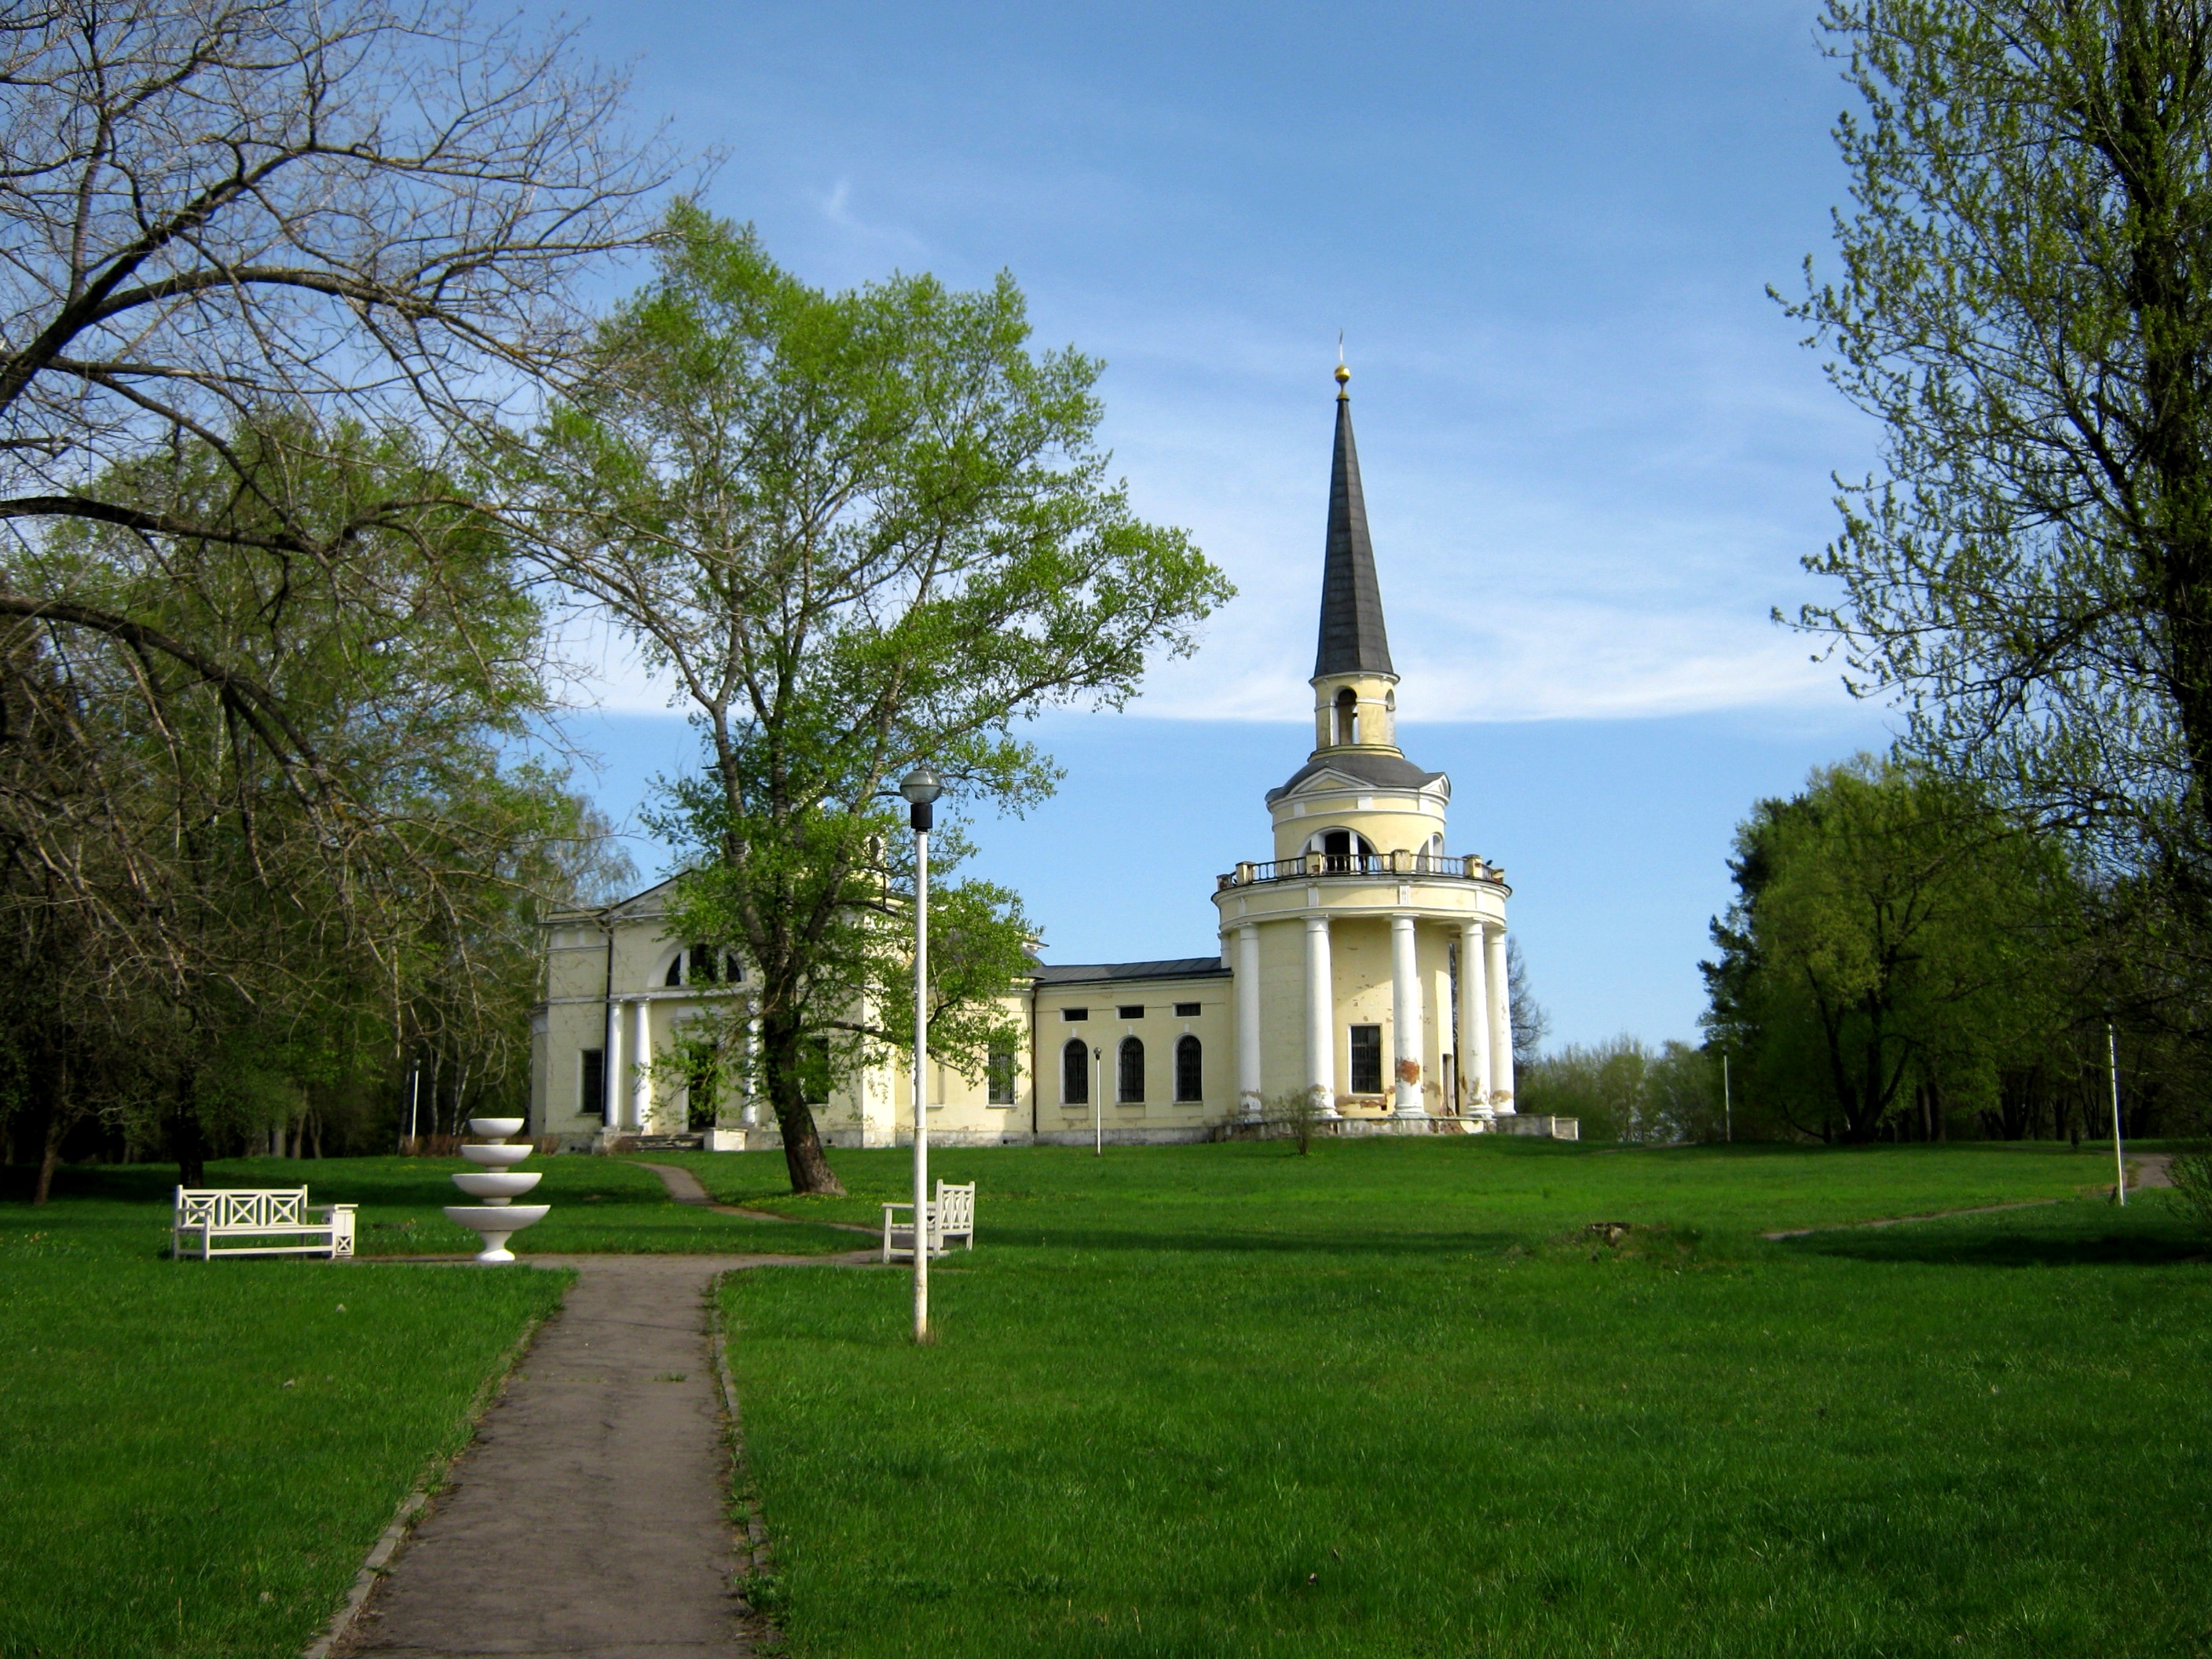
1335 332 1350 399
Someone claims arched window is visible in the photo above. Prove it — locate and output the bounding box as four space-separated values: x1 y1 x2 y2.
1118 1036 1145 1103
1334 687 1358 745
1174 1035 1203 1103
1062 1038 1089 1104
667 944 743 987
1309 827 1376 873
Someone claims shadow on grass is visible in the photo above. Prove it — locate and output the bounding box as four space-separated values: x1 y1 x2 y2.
1005 1225 1528 1258
1782 1206 2208 1269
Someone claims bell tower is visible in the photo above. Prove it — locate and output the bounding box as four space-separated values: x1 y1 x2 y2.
1309 358 1401 759
1214 361 1518 1129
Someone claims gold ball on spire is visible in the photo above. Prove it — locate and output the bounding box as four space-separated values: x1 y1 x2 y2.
1334 361 1350 386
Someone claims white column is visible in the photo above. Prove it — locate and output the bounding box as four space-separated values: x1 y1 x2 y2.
1391 914 1426 1118
1303 915 1339 1116
1459 923 1492 1122
1485 927 1515 1112
741 1009 760 1127
631 998 654 1131
606 998 627 1131
1235 923 1263 1119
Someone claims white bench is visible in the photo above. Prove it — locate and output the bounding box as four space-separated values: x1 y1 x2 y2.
881 1180 976 1262
173 1188 357 1260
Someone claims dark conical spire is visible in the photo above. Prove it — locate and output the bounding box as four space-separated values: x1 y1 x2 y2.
1313 365 1395 678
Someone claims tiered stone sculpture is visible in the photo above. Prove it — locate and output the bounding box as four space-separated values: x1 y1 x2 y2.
442 1116 551 1263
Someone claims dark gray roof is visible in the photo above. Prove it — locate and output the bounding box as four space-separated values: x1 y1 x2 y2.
1314 392 1395 678
1266 750 1446 804
1030 957 1228 985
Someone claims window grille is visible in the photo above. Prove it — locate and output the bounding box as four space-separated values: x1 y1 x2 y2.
1118 1004 1144 1020
1350 1024 1384 1094
1174 1002 1200 1017
1174 1035 1203 1103
1118 1037 1145 1103
1062 1007 1088 1022
987 1049 1016 1104
1062 1038 1089 1104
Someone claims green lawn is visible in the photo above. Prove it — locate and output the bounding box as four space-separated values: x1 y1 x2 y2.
720 1138 2212 1659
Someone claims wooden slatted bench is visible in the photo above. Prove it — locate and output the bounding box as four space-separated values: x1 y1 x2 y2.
172 1187 357 1261
881 1180 976 1262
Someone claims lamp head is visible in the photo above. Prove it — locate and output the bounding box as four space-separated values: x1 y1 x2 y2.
899 764 943 830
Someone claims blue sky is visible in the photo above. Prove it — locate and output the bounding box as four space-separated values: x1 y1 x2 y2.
544 0 1899 1048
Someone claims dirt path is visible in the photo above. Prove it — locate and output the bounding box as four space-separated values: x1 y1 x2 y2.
339 1251 870 1659
1763 1154 2171 1241
634 1160 877 1236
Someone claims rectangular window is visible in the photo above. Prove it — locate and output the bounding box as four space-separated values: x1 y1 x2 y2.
1118 1004 1144 1020
580 1048 606 1120
1349 1024 1384 1095
1174 1002 1200 1018
1062 1008 1088 1022
987 1048 1016 1104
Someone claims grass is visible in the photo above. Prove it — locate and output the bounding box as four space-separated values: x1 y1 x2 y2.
0 1218 567 1658
719 1138 2212 1658
0 1148 853 1659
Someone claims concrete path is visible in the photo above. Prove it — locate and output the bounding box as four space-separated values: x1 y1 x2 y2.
342 1251 869 1659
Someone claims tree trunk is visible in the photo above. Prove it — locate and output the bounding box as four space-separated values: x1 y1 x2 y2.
172 1082 206 1188
762 1016 844 1196
31 1103 64 1206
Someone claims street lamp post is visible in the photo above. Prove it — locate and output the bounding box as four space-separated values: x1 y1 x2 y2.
1092 1044 1103 1155
2108 1021 2126 1207
899 764 943 1342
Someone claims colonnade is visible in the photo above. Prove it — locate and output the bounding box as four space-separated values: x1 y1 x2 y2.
604 997 655 1130
1231 915 1514 1122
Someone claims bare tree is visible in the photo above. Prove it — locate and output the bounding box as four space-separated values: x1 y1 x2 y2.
0 0 669 705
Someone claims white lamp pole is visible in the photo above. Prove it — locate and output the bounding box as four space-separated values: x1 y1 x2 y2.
899 764 944 1342
2108 1021 2126 1207
1722 1051 1731 1144
1093 1044 1103 1155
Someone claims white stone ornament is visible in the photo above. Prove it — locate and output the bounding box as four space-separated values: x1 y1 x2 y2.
442 1116 551 1263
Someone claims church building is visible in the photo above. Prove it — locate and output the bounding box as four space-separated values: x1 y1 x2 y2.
530 367 1564 1147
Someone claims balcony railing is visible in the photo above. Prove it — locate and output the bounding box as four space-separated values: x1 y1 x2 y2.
1216 851 1503 891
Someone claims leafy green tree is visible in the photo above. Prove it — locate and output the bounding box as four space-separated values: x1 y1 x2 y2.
0 419 619 1185
1789 0 2212 882
1702 756 2082 1141
518 207 1232 1193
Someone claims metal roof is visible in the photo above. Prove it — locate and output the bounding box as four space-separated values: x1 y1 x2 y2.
1029 957 1228 985
1313 392 1396 678
1265 750 1446 805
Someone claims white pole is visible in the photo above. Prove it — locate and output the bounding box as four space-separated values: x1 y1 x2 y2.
1723 1052 1731 1143
1093 1046 1102 1155
912 818 930 1339
2109 1022 2126 1207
